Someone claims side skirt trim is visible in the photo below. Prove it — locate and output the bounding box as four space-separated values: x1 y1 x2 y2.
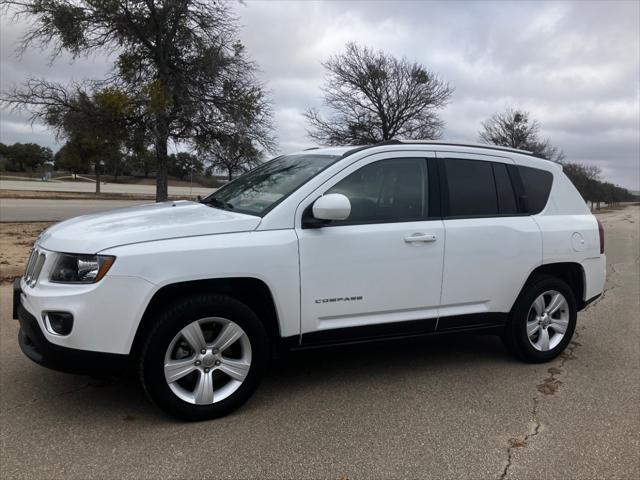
288 313 509 350
436 312 508 332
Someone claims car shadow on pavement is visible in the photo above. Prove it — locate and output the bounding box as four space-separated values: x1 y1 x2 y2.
266 332 510 387
4 332 512 423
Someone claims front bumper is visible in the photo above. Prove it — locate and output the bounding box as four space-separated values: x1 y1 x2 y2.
16 268 155 355
14 279 129 375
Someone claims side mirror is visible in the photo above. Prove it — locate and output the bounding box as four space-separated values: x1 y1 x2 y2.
312 193 351 221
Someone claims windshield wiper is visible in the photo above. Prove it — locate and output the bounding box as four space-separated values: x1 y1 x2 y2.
205 198 234 211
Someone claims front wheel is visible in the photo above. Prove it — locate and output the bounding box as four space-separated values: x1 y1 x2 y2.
139 294 269 420
502 275 577 363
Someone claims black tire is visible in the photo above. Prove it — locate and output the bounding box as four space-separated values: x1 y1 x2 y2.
139 294 269 421
502 274 577 363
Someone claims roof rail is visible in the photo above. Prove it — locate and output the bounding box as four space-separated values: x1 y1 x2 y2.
341 139 402 157
303 147 320 151
342 139 534 158
402 140 533 155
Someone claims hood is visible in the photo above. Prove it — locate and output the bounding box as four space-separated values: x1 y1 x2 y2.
38 201 261 253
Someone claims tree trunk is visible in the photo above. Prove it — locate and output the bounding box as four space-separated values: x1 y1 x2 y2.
95 164 101 194
227 168 233 181
155 116 169 202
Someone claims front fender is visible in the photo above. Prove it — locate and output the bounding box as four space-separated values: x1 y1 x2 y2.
103 230 301 343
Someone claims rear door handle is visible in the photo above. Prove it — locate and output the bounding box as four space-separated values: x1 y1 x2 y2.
404 233 437 243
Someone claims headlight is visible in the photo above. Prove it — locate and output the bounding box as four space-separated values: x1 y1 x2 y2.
50 254 116 283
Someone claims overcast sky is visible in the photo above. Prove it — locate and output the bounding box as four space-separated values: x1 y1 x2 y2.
1 0 639 190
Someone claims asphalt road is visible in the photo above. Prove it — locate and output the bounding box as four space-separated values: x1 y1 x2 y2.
0 198 149 222
0 179 212 197
0 206 638 479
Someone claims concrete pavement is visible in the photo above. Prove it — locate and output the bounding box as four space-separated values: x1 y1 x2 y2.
0 206 638 479
0 179 213 197
0 198 149 222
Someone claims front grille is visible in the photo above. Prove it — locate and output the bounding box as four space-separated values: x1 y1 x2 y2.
24 248 46 287
24 249 37 278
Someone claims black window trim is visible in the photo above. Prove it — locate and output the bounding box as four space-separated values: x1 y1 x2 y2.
302 157 440 229
299 153 555 227
438 157 531 220
491 162 519 215
506 163 530 214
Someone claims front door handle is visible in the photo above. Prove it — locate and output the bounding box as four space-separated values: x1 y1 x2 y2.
404 233 437 243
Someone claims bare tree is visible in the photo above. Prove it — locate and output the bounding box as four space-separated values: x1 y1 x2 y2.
305 42 453 145
477 108 638 210
201 133 263 181
478 108 565 162
1 0 275 201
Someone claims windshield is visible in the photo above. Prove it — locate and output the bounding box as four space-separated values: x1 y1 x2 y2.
202 154 341 216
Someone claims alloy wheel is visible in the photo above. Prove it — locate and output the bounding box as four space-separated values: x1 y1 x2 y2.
163 317 252 405
526 290 570 352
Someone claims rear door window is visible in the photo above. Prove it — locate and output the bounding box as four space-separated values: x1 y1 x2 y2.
444 159 498 217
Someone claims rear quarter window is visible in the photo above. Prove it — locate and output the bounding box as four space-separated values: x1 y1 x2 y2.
518 166 553 214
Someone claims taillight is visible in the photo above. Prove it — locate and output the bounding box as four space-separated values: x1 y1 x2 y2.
597 218 605 254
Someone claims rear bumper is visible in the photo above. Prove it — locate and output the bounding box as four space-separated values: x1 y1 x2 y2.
582 255 607 301
14 280 128 375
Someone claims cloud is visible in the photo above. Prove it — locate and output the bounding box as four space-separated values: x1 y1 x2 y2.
1 0 638 189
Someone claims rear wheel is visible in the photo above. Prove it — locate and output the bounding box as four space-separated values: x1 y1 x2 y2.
139 294 269 420
503 275 577 363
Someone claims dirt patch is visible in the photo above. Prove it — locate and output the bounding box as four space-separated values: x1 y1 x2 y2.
536 376 563 395
534 339 581 395
509 438 527 448
0 222 52 283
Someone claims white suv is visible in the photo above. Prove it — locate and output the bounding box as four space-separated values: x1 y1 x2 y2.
13 141 606 420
